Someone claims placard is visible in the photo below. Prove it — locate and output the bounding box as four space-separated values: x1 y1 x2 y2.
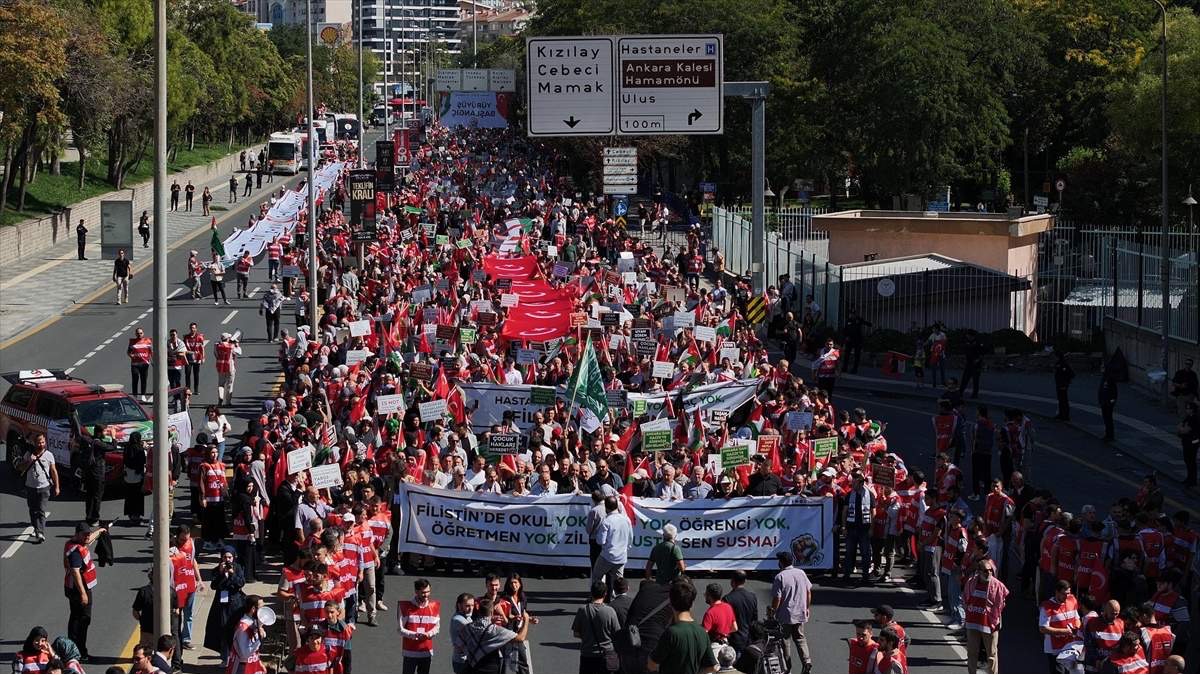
606 389 628 408
478 311 497 326
516 348 540 365
634 338 658 357
496 278 513 291
281 265 301 278
410 362 434 381
694 325 716 343
756 435 780 461
348 319 372 337
664 285 686 305
786 411 814 431
500 293 520 308
652 360 675 379
412 286 433 304
871 464 896 488
608 334 627 351
46 422 72 465
812 436 839 464
459 327 477 344
553 262 572 278
345 349 372 365
419 399 448 422
436 324 457 341
719 346 741 363
435 234 450 246
529 386 557 405
709 409 730 425
310 463 344 489
441 354 459 369
422 308 439 325
643 430 673 454
631 327 653 341
488 432 520 455
673 311 695 329
421 222 437 237
632 399 648 417
570 312 588 328
376 393 406 415
721 445 751 469
600 312 620 327
471 299 495 313
287 448 312 474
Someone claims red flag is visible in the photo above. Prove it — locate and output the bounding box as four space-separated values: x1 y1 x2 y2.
349 395 367 424
616 424 638 454
271 447 289 493
434 367 450 400
447 387 466 424
418 331 433 354
617 486 637 526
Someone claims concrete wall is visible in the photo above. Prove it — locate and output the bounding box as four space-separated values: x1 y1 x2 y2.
1104 316 1200 394
0 148 248 269
827 230 1013 269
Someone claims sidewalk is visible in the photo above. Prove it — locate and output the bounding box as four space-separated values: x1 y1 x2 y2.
805 358 1192 487
0 168 286 346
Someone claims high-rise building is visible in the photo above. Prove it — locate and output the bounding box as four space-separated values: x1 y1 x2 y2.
355 0 464 100
244 0 353 26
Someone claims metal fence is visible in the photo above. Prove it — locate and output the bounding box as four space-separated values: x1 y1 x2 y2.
1037 219 1199 344
730 205 831 245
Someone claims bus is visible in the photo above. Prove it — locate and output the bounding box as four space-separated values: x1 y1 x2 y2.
332 113 361 143
266 132 302 174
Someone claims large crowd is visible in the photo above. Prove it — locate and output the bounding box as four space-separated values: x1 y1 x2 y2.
10 124 1198 675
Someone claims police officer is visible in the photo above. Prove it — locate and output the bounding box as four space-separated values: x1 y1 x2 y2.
1053 347 1074 421
1098 366 1118 442
76 219 88 260
79 425 111 525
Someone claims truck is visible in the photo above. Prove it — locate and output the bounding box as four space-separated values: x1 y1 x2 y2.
267 132 303 175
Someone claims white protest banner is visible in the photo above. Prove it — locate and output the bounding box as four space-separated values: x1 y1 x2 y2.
694 325 716 343
720 346 741 363
500 293 519 308
626 379 761 424
46 422 72 465
348 320 372 337
395 483 835 571
652 361 675 379
376 394 406 415
640 417 672 434
166 411 193 453
345 349 372 365
287 448 312 474
310 463 344 489
673 311 695 329
419 399 448 423
459 382 564 433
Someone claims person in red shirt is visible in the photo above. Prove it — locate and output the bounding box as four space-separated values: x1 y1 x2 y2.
127 327 153 399
701 582 737 644
198 444 228 549
847 619 878 674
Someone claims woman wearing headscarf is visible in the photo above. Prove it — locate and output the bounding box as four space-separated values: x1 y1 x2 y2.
49 637 84 673
230 474 264 583
204 547 247 665
123 430 147 525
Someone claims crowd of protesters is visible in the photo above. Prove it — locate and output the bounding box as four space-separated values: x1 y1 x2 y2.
10 122 1199 675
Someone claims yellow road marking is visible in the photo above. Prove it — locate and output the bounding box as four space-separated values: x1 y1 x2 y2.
119 623 141 661
839 393 1189 512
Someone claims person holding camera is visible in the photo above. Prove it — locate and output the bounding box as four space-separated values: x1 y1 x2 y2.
204 547 247 665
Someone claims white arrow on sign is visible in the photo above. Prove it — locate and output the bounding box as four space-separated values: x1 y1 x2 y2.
603 165 637 176
526 37 616 137
603 155 638 166
603 147 637 156
604 174 638 185
616 34 724 135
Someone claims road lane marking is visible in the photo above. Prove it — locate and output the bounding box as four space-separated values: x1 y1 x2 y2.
248 286 261 298
221 310 238 325
64 368 75 375
119 623 141 661
74 359 86 367
839 394 1189 512
85 351 97 358
112 332 124 339
102 339 113 346
1 511 51 558
169 288 183 299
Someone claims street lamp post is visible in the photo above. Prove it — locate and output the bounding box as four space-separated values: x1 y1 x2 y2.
383 0 390 140
1151 0 1170 389
151 0 170 640
357 0 365 168
306 0 319 337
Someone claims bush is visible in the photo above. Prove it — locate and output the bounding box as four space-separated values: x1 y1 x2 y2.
989 328 1037 355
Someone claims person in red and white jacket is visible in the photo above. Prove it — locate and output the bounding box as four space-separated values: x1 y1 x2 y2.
397 578 441 673
64 521 104 661
198 444 229 549
127 326 153 399
215 331 242 406
229 595 268 673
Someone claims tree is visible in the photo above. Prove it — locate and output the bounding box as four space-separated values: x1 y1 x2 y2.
0 0 68 213
57 1 123 188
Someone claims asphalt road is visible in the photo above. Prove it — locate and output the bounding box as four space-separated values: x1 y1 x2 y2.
3 133 1191 671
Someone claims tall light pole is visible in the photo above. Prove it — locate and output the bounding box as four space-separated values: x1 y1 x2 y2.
472 0 478 67
1151 0 1169 387
356 0 365 168
151 0 170 641
382 0 390 139
306 0 319 337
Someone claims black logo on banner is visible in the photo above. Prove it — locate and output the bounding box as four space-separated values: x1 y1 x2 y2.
348 169 377 242
376 141 395 192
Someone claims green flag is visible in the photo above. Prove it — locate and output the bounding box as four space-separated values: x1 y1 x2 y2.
210 226 225 257
567 335 608 428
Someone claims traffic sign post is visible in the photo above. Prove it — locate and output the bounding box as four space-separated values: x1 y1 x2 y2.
616 35 723 134
602 146 637 196
526 37 616 136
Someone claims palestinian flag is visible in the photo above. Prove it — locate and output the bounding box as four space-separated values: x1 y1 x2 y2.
688 409 705 453
745 404 770 438
716 317 736 338
677 338 702 368
209 218 225 257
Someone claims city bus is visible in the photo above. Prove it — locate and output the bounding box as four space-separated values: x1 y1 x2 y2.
332 113 361 143
266 132 303 174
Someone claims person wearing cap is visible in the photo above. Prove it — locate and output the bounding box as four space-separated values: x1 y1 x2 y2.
64 521 105 662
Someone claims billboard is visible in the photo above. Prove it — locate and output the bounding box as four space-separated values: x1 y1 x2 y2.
438 91 512 129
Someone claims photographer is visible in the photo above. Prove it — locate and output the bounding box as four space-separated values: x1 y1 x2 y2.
204 547 246 665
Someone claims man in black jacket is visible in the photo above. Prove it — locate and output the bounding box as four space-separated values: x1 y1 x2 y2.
1053 347 1075 421
78 425 111 525
724 570 759 657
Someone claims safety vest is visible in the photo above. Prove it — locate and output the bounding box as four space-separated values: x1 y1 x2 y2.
63 541 98 591
349 527 376 569
940 524 967 574
334 551 357 598
184 333 206 363
366 515 390 549
1074 538 1108 593
1055 534 1080 581
128 337 153 365
876 648 907 673
231 511 253 541
215 341 237 374
228 616 264 673
1150 590 1183 626
236 257 252 274
847 638 878 673
1040 594 1082 652
1087 616 1125 663
291 644 331 673
982 492 1013 537
297 582 341 627
1039 525 1064 574
1166 528 1197 572
918 507 946 550
397 599 440 658
171 548 197 607
322 622 354 673
963 580 993 633
1107 651 1150 674
932 414 958 452
15 651 49 673
267 243 283 260
816 350 839 377
201 462 225 502
1002 421 1025 458
1140 625 1174 673
1115 535 1141 566
1137 529 1167 578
